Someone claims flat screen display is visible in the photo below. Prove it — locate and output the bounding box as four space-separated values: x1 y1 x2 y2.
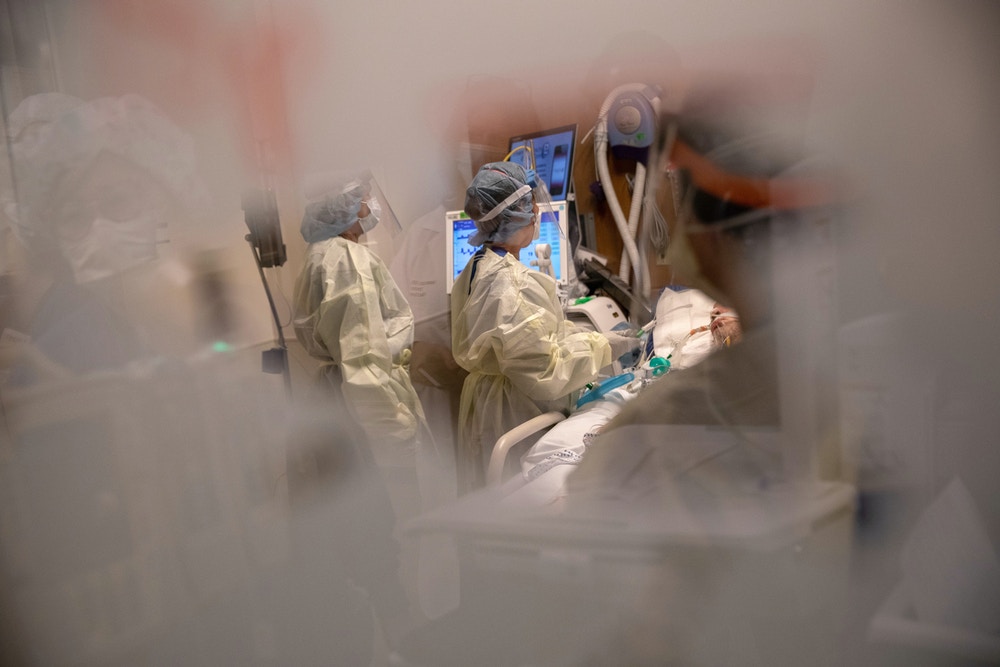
507 124 577 200
445 201 570 294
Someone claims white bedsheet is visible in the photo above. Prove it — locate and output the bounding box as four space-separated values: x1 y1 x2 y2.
514 287 720 496
519 386 635 480
652 287 717 370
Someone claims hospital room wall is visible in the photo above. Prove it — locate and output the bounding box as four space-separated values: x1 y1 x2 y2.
9 0 707 345
13 8 1000 372
273 0 853 277
9 1 1000 384
0 0 804 382
17 1 862 318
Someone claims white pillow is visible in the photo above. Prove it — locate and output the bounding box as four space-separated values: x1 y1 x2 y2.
652 288 717 369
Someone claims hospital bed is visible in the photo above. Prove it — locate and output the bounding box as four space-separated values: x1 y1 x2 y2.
486 286 721 489
399 288 857 666
404 451 854 665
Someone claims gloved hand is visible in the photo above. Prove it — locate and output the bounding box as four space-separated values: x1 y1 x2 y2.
605 331 641 360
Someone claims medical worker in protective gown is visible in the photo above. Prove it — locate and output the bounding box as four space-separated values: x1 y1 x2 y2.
293 175 430 470
2 93 204 383
451 162 639 493
292 174 435 642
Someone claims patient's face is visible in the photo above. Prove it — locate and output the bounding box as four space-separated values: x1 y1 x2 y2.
710 304 741 347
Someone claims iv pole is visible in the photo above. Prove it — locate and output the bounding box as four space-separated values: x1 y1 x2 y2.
243 187 291 396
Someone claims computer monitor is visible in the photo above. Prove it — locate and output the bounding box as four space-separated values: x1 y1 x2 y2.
445 201 570 294
507 124 577 200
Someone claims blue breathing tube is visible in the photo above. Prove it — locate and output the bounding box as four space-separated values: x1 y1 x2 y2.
576 372 635 408
575 355 671 409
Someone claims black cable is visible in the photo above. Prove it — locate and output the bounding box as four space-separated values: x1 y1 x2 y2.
247 236 291 396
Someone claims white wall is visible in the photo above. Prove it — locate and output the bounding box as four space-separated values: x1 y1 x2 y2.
280 0 848 223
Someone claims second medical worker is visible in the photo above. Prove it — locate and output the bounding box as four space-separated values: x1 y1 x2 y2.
451 162 639 492
293 172 429 471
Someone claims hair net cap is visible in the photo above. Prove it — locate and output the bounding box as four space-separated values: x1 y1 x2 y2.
300 180 366 243
464 162 534 246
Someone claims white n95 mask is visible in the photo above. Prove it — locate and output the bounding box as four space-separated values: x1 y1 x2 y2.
58 213 163 283
359 198 381 233
358 212 379 234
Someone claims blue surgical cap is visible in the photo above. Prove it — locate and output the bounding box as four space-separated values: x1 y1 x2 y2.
464 162 534 246
300 184 365 243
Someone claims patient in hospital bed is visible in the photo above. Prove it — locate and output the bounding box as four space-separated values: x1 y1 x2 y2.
511 287 741 496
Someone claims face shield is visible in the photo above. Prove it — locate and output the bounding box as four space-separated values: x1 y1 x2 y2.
355 173 402 261
302 169 401 262
503 141 553 215
500 145 555 246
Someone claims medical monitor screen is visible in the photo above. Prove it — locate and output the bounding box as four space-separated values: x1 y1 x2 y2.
445 202 569 294
507 124 577 200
